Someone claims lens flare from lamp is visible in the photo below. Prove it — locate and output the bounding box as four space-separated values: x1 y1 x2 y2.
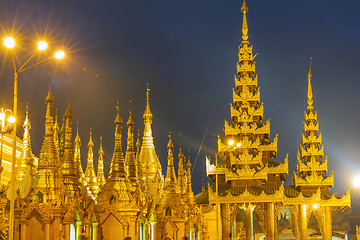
236 142 241 148
3 37 15 49
54 50 65 59
312 203 319 209
7 116 15 124
37 41 48 51
353 176 360 188
228 139 234 146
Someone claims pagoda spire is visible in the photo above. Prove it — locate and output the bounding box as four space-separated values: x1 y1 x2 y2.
177 147 186 195
135 129 140 159
54 108 60 155
97 136 106 188
96 105 133 207
164 133 177 190
36 85 64 202
307 58 314 109
109 105 127 179
84 129 98 198
157 135 184 219
208 0 287 191
59 111 65 159
293 59 334 191
138 85 163 185
241 0 249 44
17 104 34 181
186 154 194 203
126 109 138 187
74 122 85 186
61 99 81 199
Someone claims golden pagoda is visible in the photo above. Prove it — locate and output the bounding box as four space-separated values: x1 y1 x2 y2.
197 1 350 240
96 136 106 188
204 1 288 239
289 60 350 240
84 129 99 199
74 123 85 186
138 85 164 201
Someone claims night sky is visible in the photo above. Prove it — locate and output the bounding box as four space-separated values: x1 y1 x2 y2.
0 0 360 199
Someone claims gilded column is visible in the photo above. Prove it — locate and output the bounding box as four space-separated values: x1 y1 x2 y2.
266 203 275 240
274 213 279 240
75 220 82 240
64 223 70 240
323 206 332 240
222 204 230 240
245 204 253 240
44 221 51 240
19 221 27 240
298 204 307 240
92 221 98 240
84 221 90 239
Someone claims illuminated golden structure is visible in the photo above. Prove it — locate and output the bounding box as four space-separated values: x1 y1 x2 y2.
0 80 206 239
199 1 350 240
0 1 352 239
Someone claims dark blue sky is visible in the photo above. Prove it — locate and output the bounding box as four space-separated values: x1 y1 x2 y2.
1 0 360 196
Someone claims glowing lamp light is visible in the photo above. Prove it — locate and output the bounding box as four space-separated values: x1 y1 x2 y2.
37 41 48 51
312 203 319 209
353 176 360 188
228 139 234 146
0 113 4 121
3 37 15 49
236 142 241 148
54 50 65 59
7 116 15 124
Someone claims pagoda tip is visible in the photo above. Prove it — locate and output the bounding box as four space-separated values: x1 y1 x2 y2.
241 0 248 13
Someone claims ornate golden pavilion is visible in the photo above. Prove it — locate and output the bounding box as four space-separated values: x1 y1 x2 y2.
0 1 351 240
198 1 350 240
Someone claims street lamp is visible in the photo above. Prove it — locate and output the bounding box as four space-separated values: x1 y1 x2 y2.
353 176 360 188
0 108 15 180
215 139 241 240
3 36 65 240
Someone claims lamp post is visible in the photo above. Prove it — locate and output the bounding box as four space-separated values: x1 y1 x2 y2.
3 36 65 240
0 108 15 180
215 139 241 240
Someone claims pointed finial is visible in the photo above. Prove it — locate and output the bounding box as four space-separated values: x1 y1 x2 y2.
308 57 312 80
241 0 248 13
45 82 54 103
99 136 104 155
167 131 174 149
26 102 29 116
23 102 31 129
146 83 150 108
127 107 134 126
143 83 153 120
241 0 249 42
307 58 313 106
88 128 94 147
65 98 73 117
115 102 122 124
